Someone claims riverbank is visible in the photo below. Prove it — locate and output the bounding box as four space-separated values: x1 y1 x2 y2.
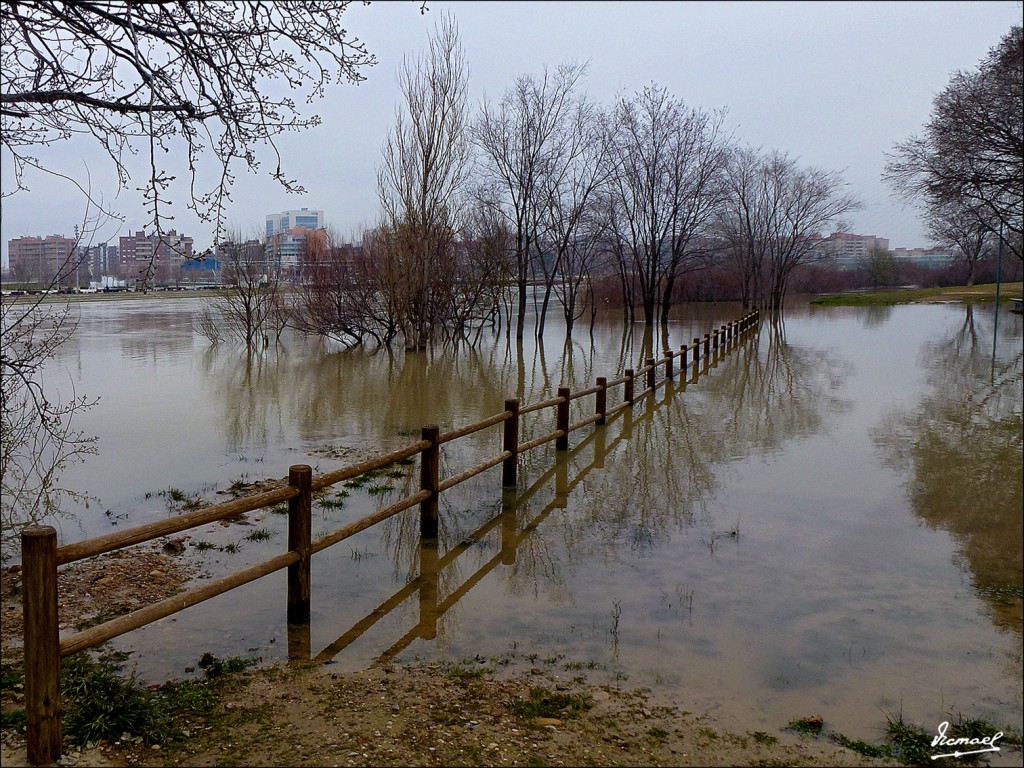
0 555 903 768
4 554 1020 767
811 281 1023 306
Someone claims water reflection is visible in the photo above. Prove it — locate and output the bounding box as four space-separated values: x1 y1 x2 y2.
285 318 854 673
873 305 1023 634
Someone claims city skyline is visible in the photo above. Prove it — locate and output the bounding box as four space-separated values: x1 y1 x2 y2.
2 1 1020 266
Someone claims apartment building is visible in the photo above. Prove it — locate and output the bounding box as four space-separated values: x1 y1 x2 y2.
8 234 80 283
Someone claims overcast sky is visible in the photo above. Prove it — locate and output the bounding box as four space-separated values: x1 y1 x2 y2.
2 0 1021 266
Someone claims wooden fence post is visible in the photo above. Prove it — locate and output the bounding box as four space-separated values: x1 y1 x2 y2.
680 344 688 374
502 399 519 487
624 369 634 405
703 333 710 358
287 464 312 623
693 338 700 366
712 328 719 351
596 377 607 425
420 425 440 538
646 357 656 392
665 350 674 380
556 386 571 450
22 525 61 767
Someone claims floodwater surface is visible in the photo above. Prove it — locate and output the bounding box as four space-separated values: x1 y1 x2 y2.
25 297 1024 743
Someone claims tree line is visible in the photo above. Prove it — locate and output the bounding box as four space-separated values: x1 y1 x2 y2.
209 14 867 350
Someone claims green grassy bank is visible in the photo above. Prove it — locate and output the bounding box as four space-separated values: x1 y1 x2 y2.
811 282 1024 306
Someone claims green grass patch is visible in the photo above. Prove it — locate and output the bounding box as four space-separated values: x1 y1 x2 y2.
508 687 592 720
366 484 395 495
787 716 824 736
1 709 27 731
810 282 1022 307
243 528 273 542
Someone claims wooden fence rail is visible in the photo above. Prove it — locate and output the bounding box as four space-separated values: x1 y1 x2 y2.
21 310 759 765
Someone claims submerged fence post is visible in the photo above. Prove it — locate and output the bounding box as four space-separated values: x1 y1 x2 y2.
680 344 688 374
420 425 440 538
703 333 711 358
646 357 656 393
693 338 700 366
596 377 607 425
624 368 635 405
556 386 571 450
665 350 674 380
287 464 312 623
502 398 519 487
23 525 61 767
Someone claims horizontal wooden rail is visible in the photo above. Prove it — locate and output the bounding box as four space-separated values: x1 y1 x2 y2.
312 440 430 491
519 395 565 415
518 429 564 453
606 374 630 387
56 486 300 566
439 410 511 445
438 450 512 492
569 412 604 433
569 384 602 400
60 549 301 656
311 490 430 555
606 400 632 418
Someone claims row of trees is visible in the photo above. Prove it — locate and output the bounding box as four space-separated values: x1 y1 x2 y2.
223 14 860 351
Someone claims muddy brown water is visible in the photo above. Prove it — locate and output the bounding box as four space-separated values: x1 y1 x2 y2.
22 296 1024 744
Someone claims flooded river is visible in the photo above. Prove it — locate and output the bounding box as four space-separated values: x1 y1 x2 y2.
26 296 1024 741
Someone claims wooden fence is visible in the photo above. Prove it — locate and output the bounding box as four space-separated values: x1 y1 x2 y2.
20 310 759 765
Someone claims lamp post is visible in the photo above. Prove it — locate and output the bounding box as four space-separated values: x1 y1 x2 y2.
991 222 1004 382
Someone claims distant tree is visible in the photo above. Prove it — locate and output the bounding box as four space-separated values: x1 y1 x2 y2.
197 237 285 348
925 199 994 287
2 1 381 245
717 147 860 309
885 26 1022 262
376 13 470 350
473 62 590 339
863 245 896 288
604 85 728 325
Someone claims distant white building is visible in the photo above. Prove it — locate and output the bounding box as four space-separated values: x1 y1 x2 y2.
265 208 325 272
265 208 324 238
821 232 890 269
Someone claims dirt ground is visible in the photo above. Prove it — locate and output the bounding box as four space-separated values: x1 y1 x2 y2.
0 549 902 768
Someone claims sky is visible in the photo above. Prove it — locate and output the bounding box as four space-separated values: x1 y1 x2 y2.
2 0 1022 266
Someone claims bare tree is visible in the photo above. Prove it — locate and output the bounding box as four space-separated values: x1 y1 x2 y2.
2 1 384 249
198 237 285 348
605 85 728 325
1 237 96 559
717 147 860 309
473 62 589 339
885 26 1022 262
925 199 994 287
291 230 398 347
376 12 470 350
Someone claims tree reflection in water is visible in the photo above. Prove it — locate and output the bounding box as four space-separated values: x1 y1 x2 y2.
873 305 1023 634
